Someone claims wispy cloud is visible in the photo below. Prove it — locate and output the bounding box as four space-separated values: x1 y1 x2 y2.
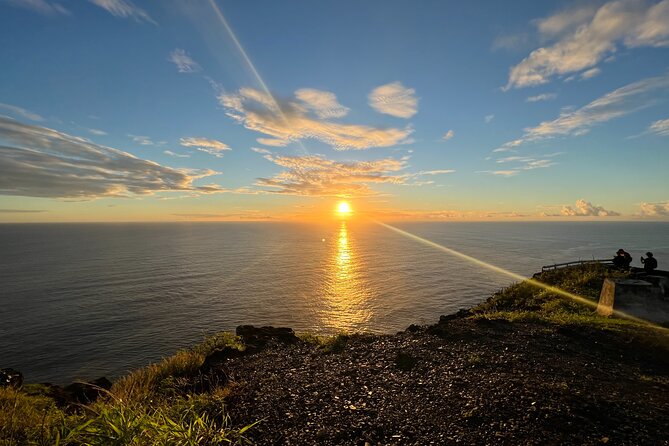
485 114 495 123
648 118 669 136
442 129 455 140
368 82 418 118
506 0 669 89
497 74 669 151
0 117 221 199
221 87 412 150
544 199 620 217
168 49 201 73
580 67 601 80
88 128 107 136
128 134 155 145
88 0 155 24
4 0 69 15
255 151 409 197
294 88 349 119
180 137 230 158
0 103 44 121
526 93 557 103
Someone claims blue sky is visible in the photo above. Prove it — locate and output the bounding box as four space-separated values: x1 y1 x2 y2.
0 0 668 221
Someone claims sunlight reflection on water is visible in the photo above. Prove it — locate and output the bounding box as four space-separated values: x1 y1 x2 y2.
321 221 372 331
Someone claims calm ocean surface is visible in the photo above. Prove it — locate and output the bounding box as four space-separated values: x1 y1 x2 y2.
1 221 668 384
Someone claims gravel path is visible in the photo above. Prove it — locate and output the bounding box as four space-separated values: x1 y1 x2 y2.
214 318 669 445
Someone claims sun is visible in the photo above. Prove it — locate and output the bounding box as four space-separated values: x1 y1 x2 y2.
337 201 352 216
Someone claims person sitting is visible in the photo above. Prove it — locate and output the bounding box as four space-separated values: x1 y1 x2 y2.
640 252 658 273
613 249 630 269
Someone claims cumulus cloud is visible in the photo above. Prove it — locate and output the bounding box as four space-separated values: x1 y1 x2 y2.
220 88 412 150
88 0 154 24
526 93 557 102
648 118 669 135
557 199 620 216
168 49 201 73
639 201 669 216
0 103 44 121
180 137 230 158
255 151 409 197
496 74 669 151
294 88 349 119
506 0 669 89
0 117 221 199
368 82 418 118
442 130 455 140
4 0 69 15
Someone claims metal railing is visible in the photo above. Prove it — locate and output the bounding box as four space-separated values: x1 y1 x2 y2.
541 259 614 272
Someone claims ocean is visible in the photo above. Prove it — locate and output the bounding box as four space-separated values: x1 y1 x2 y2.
1 221 667 384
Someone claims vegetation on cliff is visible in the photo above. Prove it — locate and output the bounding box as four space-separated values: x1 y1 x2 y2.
1 264 667 445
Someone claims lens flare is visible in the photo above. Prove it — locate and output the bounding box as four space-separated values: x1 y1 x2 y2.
374 220 668 332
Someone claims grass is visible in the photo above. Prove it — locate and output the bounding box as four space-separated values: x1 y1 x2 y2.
471 264 634 326
0 332 254 446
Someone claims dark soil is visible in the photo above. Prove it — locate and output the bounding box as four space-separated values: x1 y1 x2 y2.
214 318 669 445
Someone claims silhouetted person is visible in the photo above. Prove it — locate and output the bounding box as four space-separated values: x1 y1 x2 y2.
613 249 631 270
641 252 657 273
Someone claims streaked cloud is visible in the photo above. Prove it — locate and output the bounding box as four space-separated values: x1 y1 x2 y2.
0 117 221 199
88 0 155 24
88 128 107 136
220 87 412 150
639 201 669 216
0 208 47 213
553 199 620 217
442 129 455 140
417 169 455 175
0 103 44 121
485 114 495 123
526 93 557 103
256 137 288 147
180 137 230 158
168 49 201 74
164 150 190 158
295 88 349 119
506 0 669 89
256 151 409 197
497 74 669 151
648 118 669 135
368 82 418 118
3 0 69 15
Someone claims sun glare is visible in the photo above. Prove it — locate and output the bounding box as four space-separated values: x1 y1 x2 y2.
337 201 352 216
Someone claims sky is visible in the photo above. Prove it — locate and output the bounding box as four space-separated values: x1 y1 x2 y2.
0 0 668 222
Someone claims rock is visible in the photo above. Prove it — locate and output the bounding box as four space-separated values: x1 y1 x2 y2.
236 325 299 349
201 346 246 371
0 368 23 388
405 324 421 333
439 309 471 324
394 352 418 371
62 376 113 405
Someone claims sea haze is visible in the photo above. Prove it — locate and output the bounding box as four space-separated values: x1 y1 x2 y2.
1 221 667 383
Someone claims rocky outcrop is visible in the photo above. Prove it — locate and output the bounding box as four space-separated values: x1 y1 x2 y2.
235 325 299 350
